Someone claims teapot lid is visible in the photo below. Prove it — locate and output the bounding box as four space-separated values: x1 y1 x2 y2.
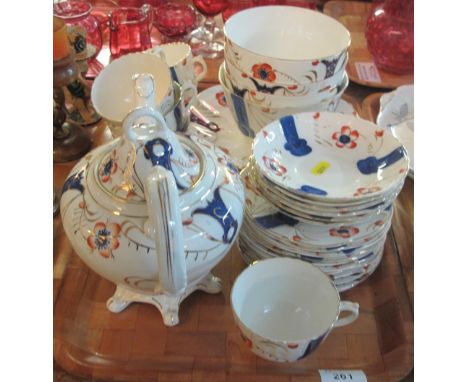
93 74 203 204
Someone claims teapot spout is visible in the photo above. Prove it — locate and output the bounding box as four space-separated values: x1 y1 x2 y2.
144 165 187 296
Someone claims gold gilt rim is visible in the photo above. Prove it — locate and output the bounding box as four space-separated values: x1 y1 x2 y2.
93 135 207 205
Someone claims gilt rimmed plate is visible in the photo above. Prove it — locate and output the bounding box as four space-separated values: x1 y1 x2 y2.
253 111 409 201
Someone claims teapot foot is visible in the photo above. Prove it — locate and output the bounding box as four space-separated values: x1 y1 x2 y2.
106 273 223 326
197 273 223 294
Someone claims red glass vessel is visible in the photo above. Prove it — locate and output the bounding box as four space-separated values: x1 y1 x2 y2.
154 3 197 40
365 0 414 74
109 5 153 59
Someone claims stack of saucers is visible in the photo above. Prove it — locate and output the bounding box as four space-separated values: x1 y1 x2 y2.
238 111 410 291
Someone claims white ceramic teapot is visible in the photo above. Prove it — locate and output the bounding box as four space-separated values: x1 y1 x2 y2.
60 74 245 326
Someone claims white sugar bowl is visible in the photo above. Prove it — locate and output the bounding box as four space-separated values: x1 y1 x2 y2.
60 74 245 326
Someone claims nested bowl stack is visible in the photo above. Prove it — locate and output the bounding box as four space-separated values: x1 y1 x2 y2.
238 111 410 291
221 5 352 137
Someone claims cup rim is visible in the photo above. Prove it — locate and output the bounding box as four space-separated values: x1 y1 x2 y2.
91 53 173 124
158 42 192 66
230 257 341 343
223 6 351 62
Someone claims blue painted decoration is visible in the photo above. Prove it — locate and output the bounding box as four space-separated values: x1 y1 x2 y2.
169 67 179 84
143 138 186 190
280 115 312 156
192 187 238 244
297 332 327 360
230 85 255 138
254 212 299 229
356 146 406 175
299 184 328 195
62 169 85 194
322 51 346 79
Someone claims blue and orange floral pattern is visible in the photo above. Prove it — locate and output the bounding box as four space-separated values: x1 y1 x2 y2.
215 91 227 107
99 150 118 183
87 222 121 259
262 155 287 176
329 226 360 238
252 63 276 82
332 125 359 149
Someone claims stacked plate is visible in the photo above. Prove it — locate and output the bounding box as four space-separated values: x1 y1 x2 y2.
238 111 410 291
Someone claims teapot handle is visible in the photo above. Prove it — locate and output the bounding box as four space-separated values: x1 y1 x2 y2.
144 165 187 296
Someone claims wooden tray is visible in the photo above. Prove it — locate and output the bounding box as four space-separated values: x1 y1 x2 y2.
323 1 414 89
54 119 413 381
54 236 413 382
360 92 414 308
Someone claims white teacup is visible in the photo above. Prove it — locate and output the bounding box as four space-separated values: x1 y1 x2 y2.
91 52 173 125
146 42 207 101
231 258 359 362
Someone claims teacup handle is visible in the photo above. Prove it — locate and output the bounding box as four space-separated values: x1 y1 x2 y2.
180 81 198 112
334 301 359 327
193 56 207 83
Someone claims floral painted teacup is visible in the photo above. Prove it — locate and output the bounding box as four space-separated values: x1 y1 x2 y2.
231 257 359 362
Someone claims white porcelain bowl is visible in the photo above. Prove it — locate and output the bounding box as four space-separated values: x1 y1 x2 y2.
91 52 173 125
223 62 347 108
219 64 348 137
224 52 348 97
224 6 350 84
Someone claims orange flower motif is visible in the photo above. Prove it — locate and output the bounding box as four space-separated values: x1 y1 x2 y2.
354 186 381 197
87 222 121 259
332 125 359 149
252 63 276 82
215 91 227 107
220 146 230 155
263 156 287 176
375 130 384 138
313 112 320 120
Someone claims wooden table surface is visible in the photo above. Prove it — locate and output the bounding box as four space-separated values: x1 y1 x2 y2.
53 3 413 380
